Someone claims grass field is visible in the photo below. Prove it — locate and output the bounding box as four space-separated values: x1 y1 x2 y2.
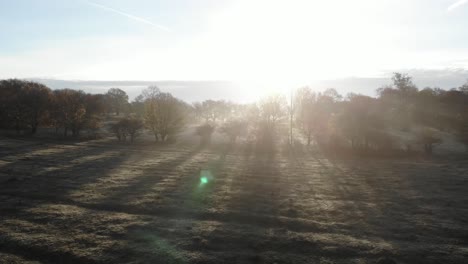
0 137 467 264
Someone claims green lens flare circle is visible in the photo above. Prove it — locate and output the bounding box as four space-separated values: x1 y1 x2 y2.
200 177 209 184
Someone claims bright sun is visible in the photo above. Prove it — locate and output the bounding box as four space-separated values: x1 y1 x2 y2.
185 0 390 94
50 0 406 94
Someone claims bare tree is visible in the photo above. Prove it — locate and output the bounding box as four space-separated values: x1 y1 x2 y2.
377 72 419 130
339 94 386 150
140 86 187 142
252 95 287 150
130 94 146 118
125 118 144 142
418 128 442 155
196 100 232 123
295 87 317 145
195 123 215 145
0 79 28 133
106 88 129 115
192 102 203 121
220 119 247 143
50 89 90 137
22 82 51 134
63 89 87 137
0 79 51 134
110 118 143 143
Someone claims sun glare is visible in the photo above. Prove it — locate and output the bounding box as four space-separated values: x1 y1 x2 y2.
190 0 390 91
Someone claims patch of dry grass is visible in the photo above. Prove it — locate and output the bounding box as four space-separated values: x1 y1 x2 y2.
0 138 467 263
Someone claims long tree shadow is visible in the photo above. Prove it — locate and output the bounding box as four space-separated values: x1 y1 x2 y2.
112 145 262 263
85 145 206 214
0 140 144 264
98 144 235 264
179 147 285 259
0 234 99 264
0 142 130 193
302 147 443 261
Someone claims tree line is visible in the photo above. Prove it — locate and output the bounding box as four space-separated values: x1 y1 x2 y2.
1 74 467 154
0 80 187 141
190 73 468 155
294 73 468 154
0 80 105 137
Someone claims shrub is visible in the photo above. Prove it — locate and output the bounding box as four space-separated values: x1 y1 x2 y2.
195 123 215 145
110 118 144 143
418 128 442 155
219 120 247 143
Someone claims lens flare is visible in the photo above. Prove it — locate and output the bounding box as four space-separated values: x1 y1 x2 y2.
200 177 208 184
199 170 213 186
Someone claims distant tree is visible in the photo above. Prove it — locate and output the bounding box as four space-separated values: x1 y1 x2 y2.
377 73 418 130
110 118 143 143
22 82 51 134
311 89 342 145
323 88 342 102
84 115 102 139
49 89 104 137
220 119 247 143
258 95 286 126
339 94 385 150
140 86 187 142
418 128 442 155
84 94 106 116
458 81 468 95
391 72 418 95
413 87 440 127
0 79 27 133
48 90 66 134
110 121 126 142
106 88 129 115
460 81 468 94
125 118 144 142
192 102 203 120
252 95 287 150
195 123 215 145
295 87 317 145
51 89 87 137
197 100 232 123
0 79 51 134
459 121 468 152
130 94 146 117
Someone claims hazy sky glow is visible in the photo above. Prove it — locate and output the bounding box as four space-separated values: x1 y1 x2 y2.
1 0 468 89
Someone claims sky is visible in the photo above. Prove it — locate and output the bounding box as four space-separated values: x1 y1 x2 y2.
1 0 468 96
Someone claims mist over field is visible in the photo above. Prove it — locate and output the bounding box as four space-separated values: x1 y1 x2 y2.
28 68 468 102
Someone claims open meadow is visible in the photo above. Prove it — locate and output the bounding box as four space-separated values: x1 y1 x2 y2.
1 136 467 264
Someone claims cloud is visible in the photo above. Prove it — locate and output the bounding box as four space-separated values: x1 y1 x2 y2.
85 0 171 32
447 0 468 11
